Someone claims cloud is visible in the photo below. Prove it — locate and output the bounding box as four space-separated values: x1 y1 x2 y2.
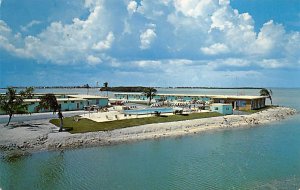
140 26 156 49
84 0 102 9
20 20 41 32
250 20 285 56
86 55 102 65
259 59 286 69
133 60 161 68
0 0 299 73
0 20 11 34
173 0 218 18
212 58 250 68
118 58 265 87
92 32 115 51
218 0 229 6
166 0 300 63
127 1 138 14
0 0 114 64
201 43 229 55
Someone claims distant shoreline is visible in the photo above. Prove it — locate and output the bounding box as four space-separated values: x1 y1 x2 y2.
0 106 297 159
1 86 265 90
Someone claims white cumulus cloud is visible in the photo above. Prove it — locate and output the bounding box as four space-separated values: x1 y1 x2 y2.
127 1 138 14
201 43 229 55
174 0 217 18
92 32 115 51
0 0 114 64
251 20 285 56
87 55 102 65
0 0 299 72
20 20 41 32
140 27 156 49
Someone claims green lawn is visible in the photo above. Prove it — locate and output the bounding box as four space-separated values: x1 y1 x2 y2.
50 112 222 134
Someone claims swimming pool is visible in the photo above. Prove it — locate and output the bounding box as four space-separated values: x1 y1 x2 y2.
123 107 174 115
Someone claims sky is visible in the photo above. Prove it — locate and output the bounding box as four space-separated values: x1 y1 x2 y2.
0 0 299 88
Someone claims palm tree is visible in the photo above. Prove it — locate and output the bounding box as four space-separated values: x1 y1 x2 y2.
104 82 108 97
260 88 273 105
83 84 90 95
143 87 157 105
20 87 34 98
100 82 109 97
0 87 34 126
37 94 64 132
103 82 108 88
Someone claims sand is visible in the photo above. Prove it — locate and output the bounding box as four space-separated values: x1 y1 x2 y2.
0 107 297 156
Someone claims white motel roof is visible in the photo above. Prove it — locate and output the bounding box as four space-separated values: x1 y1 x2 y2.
211 95 268 100
211 103 232 106
67 94 108 99
23 98 86 103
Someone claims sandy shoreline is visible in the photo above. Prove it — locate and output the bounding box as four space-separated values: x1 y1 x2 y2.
0 107 297 158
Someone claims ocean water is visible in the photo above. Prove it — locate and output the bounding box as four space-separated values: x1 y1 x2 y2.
0 88 300 190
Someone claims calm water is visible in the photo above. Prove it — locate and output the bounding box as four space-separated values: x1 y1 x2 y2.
1 88 300 189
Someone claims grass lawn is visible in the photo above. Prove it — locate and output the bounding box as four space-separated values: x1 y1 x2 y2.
50 112 222 134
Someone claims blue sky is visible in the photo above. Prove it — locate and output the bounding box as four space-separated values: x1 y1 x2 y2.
0 0 299 87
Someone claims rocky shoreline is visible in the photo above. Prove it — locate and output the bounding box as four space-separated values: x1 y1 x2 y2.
0 107 297 159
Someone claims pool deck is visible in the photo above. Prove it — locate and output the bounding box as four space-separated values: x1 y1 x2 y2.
80 110 153 122
80 109 210 122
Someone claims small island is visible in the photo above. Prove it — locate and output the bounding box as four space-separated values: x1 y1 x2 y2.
0 87 297 159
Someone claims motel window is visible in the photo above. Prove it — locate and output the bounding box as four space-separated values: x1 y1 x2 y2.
31 102 35 105
237 100 246 107
214 107 218 110
64 101 67 103
226 107 229 110
71 101 75 103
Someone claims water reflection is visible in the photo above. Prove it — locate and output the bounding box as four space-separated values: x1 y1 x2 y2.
37 151 65 189
0 151 65 190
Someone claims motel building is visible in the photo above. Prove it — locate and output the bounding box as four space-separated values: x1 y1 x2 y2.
211 95 267 111
113 93 212 103
210 103 233 115
113 92 267 111
0 93 109 114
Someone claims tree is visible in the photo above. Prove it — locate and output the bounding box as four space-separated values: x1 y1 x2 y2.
100 82 109 97
20 87 34 99
83 84 90 95
260 88 273 105
0 87 34 126
103 82 108 88
37 94 64 132
143 87 157 105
